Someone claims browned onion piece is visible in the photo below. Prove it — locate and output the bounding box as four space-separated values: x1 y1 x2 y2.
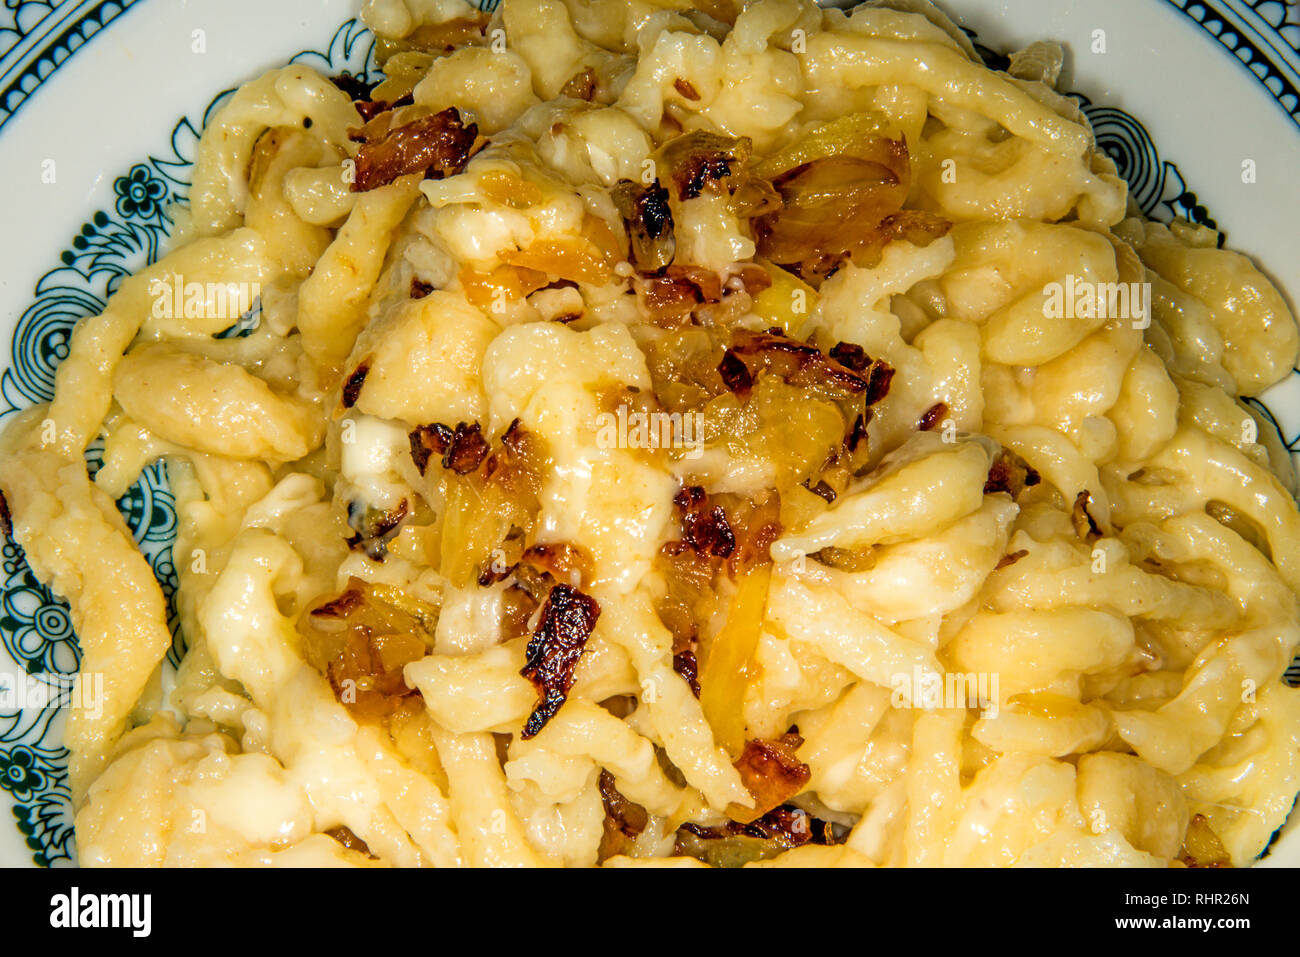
658 130 753 201
298 577 434 720
519 584 602 738
720 328 883 400
728 733 811 824
598 770 649 861
984 448 1042 498
352 107 477 192
752 131 950 279
374 15 489 65
612 179 676 271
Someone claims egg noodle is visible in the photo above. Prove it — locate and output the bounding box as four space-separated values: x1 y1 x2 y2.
3 0 1299 867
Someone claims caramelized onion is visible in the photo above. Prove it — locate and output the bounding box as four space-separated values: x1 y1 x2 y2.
374 15 489 66
598 770 649 861
1071 490 1102 541
984 449 1042 498
658 130 753 201
352 107 477 192
728 733 811 824
298 578 434 720
748 114 950 280
612 179 676 271
519 584 602 738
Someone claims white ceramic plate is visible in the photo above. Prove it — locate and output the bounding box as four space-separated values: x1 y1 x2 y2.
0 0 1296 867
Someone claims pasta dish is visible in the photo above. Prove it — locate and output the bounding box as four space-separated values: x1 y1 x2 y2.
3 0 1299 867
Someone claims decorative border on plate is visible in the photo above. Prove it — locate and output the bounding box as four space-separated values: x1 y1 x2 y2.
0 1 1297 138
0 0 146 134
0 18 379 867
1162 0 1300 130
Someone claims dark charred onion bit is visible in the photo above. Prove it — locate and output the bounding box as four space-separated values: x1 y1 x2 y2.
411 419 490 478
325 825 377 859
345 498 409 561
341 361 370 409
674 804 839 867
673 650 701 697
983 449 1042 498
332 73 379 103
612 179 675 272
437 418 550 590
804 478 837 503
597 770 649 861
521 542 593 589
659 129 752 201
716 349 754 398
330 73 404 126
441 422 490 474
748 805 839 845
845 412 870 454
918 401 948 432
728 732 811 824
827 341 869 372
353 98 392 124
673 77 701 101
718 328 875 403
682 804 838 845
350 96 400 124
331 73 389 124
560 67 598 101
994 549 1029 571
665 265 725 301
348 95 418 142
410 277 434 299
476 526 526 587
519 584 602 739
1072 490 1102 542
408 423 454 475
352 108 477 192
299 578 430 720
863 361 895 406
673 486 737 559
0 489 10 538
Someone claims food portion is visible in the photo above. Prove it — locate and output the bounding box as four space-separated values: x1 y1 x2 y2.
3 0 1300 867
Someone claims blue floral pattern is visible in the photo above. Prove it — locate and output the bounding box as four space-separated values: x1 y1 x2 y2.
0 17 381 867
113 165 169 221
0 745 46 801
